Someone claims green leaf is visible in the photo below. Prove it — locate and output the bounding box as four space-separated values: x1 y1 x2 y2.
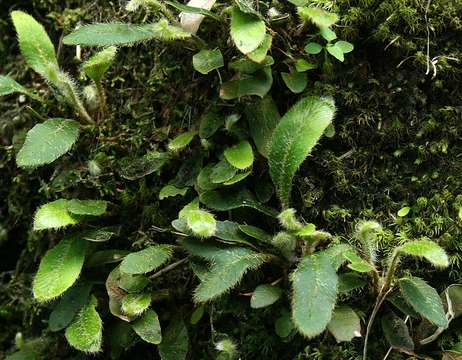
230 7 266 54
49 283 92 331
159 185 188 199
298 7 338 28
34 199 77 231
323 244 352 270
245 96 280 158
210 159 237 183
65 295 102 353
220 67 273 99
247 34 272 63
398 206 411 217
338 272 366 293
398 239 449 268
199 111 224 139
168 131 196 151
182 240 268 302
336 40 354 53
193 49 224 74
186 209 217 237
281 71 307 94
326 43 344 62
158 317 189 360
251 284 282 308
120 245 174 274
190 305 205 325
121 292 152 316
223 170 251 185
327 306 361 342
86 249 130 267
0 75 40 100
291 254 338 338
33 234 87 301
132 309 162 344
17 118 80 168
224 140 254 169
447 285 462 318
399 277 448 328
275 311 295 338
165 0 221 21
64 20 190 46
296 223 316 236
83 46 117 83
81 227 118 242
320 27 337 41
67 199 107 216
215 220 251 246
343 250 375 273
238 224 271 243
294 59 317 72
269 96 335 207
381 311 414 353
200 188 278 217
119 151 170 180
229 56 274 74
11 11 59 79
304 42 323 54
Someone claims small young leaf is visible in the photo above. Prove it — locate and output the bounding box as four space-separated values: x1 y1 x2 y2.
398 239 449 268
245 96 280 158
83 46 117 83
132 309 162 344
121 292 151 316
65 295 103 353
281 71 307 94
0 75 40 100
327 306 361 342
294 59 317 72
230 7 266 54
64 21 190 46
159 185 188 199
17 118 80 168
186 209 217 237
193 49 224 74
247 34 272 63
269 96 335 207
224 140 254 170
399 277 448 328
381 311 414 353
11 11 59 79
336 40 354 53
291 254 338 338
343 250 375 273
120 245 174 274
168 131 196 151
33 234 87 301
158 317 189 360
251 284 282 309
220 67 273 99
320 26 337 41
298 7 338 28
326 43 344 62
398 206 411 217
304 42 323 55
67 199 107 216
34 199 78 231
49 283 92 331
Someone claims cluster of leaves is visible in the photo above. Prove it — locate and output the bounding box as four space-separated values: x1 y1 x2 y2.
1 0 462 359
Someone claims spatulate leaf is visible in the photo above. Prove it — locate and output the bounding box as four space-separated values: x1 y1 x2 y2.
230 7 266 54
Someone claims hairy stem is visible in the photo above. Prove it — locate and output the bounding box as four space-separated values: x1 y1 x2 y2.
95 80 107 120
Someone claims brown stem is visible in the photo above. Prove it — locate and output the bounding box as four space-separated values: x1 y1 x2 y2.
149 257 189 280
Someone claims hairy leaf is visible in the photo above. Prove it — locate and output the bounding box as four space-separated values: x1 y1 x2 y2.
132 309 162 344
65 295 102 353
399 277 448 328
251 284 282 308
193 49 224 74
245 96 280 158
0 75 40 100
67 199 107 216
159 185 188 199
291 254 338 338
121 292 151 316
17 118 80 168
297 7 338 28
158 317 189 360
223 170 251 185
119 151 170 180
81 227 118 242
269 96 335 207
120 245 174 274
33 199 77 231
381 311 414 353
210 159 237 183
64 20 190 46
33 234 87 301
49 283 92 331
224 140 254 169
11 11 59 79
182 240 269 302
338 272 366 293
83 46 117 82
238 224 271 243
398 239 449 268
168 131 196 151
230 7 266 54
186 209 216 237
247 34 272 63
327 306 361 342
